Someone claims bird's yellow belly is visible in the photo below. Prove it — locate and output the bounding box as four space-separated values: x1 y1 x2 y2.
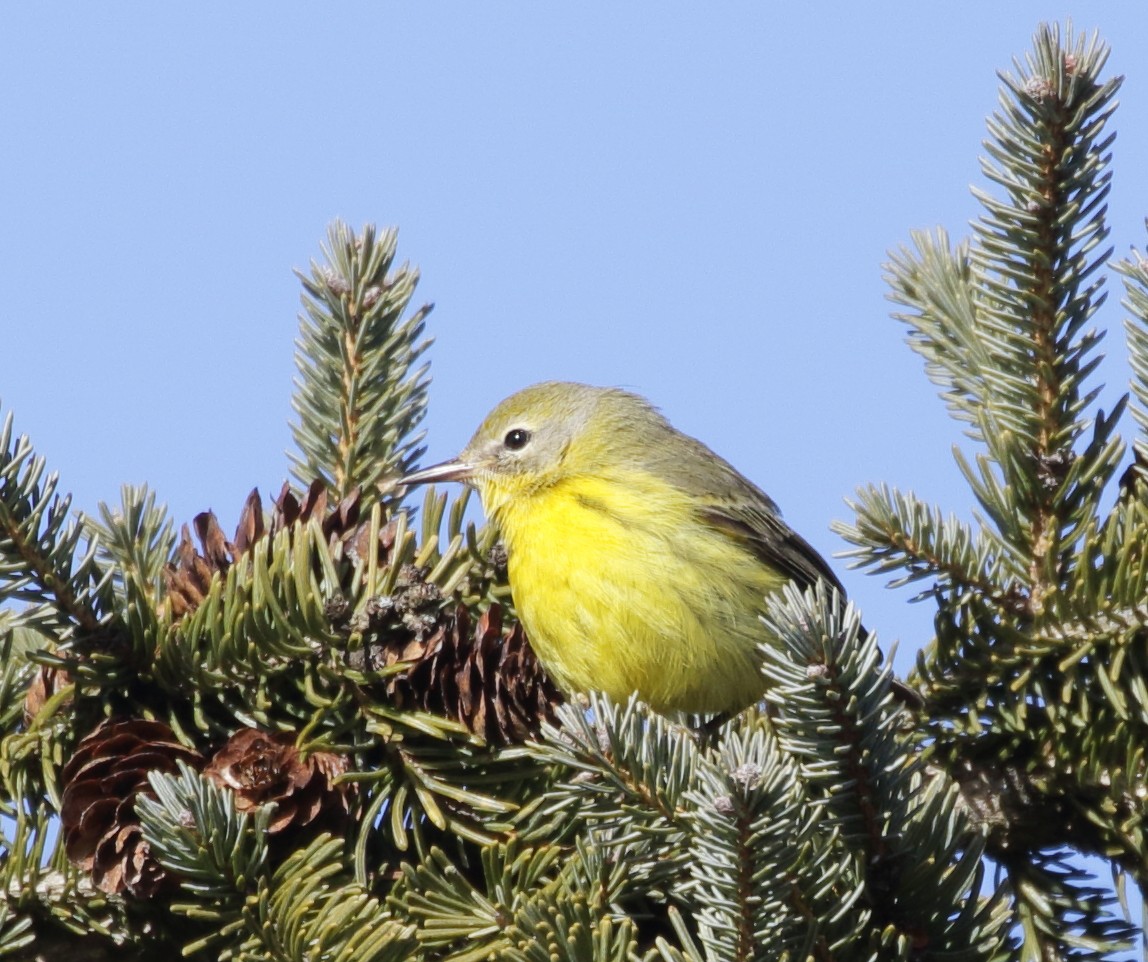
495 474 781 714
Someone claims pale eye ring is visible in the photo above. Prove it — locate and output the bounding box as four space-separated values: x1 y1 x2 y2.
504 428 531 450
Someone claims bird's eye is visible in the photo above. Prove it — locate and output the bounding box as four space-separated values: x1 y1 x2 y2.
504 428 532 450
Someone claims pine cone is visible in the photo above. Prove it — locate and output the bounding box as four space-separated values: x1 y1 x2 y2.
60 719 204 897
163 488 264 618
163 482 396 619
272 479 401 571
365 586 564 743
204 728 353 835
163 481 561 741
23 665 72 726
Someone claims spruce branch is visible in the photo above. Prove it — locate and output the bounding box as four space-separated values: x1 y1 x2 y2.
879 24 1122 621
154 520 343 721
883 230 989 438
685 712 836 962
86 486 176 600
0 901 35 958
1115 233 1148 466
347 722 528 862
0 408 113 640
759 584 904 853
234 834 416 962
290 221 432 507
500 895 637 962
1007 852 1136 962
81 485 176 669
522 693 700 888
759 584 1010 959
0 625 38 742
396 838 637 962
394 842 565 961
0 622 73 819
137 761 270 904
511 700 819 957
0 768 116 960
837 484 1022 600
843 22 1148 957
971 25 1117 461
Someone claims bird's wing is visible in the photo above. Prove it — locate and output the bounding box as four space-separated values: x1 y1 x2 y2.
698 496 847 595
644 430 847 594
633 428 929 703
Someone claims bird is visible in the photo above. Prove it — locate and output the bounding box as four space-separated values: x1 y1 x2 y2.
400 381 897 716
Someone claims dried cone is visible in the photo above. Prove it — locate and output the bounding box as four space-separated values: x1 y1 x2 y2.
204 728 353 835
163 487 263 618
60 719 204 897
269 479 399 567
163 480 561 741
163 481 394 619
23 664 72 726
378 598 564 743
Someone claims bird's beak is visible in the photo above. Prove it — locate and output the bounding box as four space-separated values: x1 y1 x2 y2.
400 458 476 487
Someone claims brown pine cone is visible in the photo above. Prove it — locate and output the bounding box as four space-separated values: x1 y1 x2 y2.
60 719 204 897
23 664 72 726
162 482 561 742
163 482 396 619
203 728 353 835
163 488 263 618
376 599 564 744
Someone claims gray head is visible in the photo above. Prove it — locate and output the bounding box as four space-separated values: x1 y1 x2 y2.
400 381 669 491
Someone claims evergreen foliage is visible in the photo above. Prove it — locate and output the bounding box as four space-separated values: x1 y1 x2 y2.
0 23 1145 962
837 22 1146 960
290 221 433 507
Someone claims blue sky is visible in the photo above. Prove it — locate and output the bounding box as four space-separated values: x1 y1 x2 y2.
2 4 1146 664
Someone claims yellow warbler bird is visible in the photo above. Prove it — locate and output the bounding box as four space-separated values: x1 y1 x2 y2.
402 381 868 716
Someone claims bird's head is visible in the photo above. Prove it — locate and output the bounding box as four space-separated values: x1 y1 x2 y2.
400 381 655 519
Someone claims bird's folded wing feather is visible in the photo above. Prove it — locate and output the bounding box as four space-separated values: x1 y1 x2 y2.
697 499 847 595
644 431 847 595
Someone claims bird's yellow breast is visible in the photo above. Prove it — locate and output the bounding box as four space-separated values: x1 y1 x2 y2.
481 470 783 714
